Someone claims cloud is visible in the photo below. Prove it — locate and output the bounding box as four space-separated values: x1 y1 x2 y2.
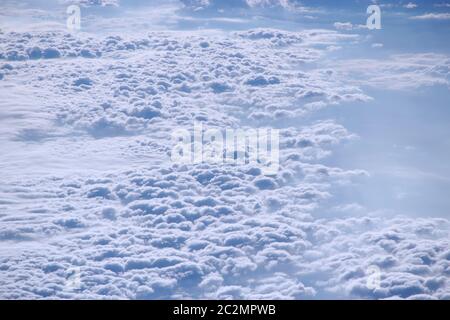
325 53 450 90
333 22 354 31
0 2 448 300
59 0 119 7
333 22 366 31
180 0 307 11
404 2 417 9
410 13 450 20
434 3 450 8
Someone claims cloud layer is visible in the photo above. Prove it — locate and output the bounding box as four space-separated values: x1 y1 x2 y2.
0 2 449 300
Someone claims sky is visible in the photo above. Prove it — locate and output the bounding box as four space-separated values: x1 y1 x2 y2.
0 0 449 299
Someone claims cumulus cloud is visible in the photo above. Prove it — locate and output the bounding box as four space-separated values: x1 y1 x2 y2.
0 1 448 300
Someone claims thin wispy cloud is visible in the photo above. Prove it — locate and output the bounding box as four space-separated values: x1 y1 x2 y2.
410 13 450 20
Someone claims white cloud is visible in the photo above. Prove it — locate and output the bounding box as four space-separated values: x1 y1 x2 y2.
334 22 354 31
404 2 417 9
410 13 450 20
59 0 119 7
325 53 450 90
0 3 448 300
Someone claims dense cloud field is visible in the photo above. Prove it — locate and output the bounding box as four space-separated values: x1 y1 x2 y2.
0 0 449 299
